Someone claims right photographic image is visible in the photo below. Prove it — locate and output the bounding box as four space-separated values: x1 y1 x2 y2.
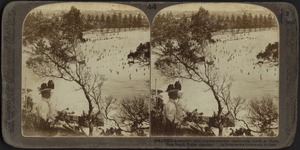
150 3 279 137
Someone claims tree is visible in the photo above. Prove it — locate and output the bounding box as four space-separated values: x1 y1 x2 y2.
253 14 258 31
119 96 150 133
258 14 263 29
117 13 123 31
228 97 246 119
94 15 100 28
151 13 177 47
230 14 235 32
220 15 225 31
132 15 137 29
141 16 149 29
150 96 165 135
248 13 253 31
23 12 37 45
247 96 278 135
225 15 230 31
127 42 150 66
242 13 248 31
128 14 133 29
153 7 234 136
216 15 223 31
190 8 215 45
267 13 273 29
100 13 105 31
122 14 128 30
210 15 217 32
86 14 94 30
25 6 106 136
106 15 111 32
263 15 268 29
111 12 118 31
137 13 142 29
23 11 54 46
256 42 279 65
236 16 242 32
101 96 149 136
61 6 85 43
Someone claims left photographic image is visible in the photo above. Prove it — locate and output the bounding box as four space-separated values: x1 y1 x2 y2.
22 2 150 137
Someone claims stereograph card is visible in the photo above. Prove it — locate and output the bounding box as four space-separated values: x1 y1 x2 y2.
1 1 298 149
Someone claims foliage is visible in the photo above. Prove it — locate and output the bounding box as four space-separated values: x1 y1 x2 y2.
256 42 279 64
153 11 277 36
151 12 184 47
150 97 165 135
127 42 150 65
152 7 234 136
190 8 215 45
119 96 150 133
21 92 57 136
228 97 246 119
151 96 218 136
81 12 147 31
101 96 149 136
61 6 86 43
23 11 58 46
24 6 106 136
247 96 279 134
22 94 52 132
152 8 276 137
208 112 235 128
23 11 148 45
229 127 253 136
22 111 53 134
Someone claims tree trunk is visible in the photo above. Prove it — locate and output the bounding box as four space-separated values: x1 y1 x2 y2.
89 122 94 136
209 85 223 136
218 123 223 136
77 81 94 136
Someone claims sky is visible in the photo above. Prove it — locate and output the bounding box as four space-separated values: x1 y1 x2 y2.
31 2 141 12
161 3 272 13
30 2 273 14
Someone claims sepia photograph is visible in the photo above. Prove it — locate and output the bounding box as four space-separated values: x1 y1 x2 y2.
22 2 150 137
1 0 298 148
150 3 279 137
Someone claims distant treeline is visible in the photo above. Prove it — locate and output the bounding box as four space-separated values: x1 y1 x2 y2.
24 10 148 35
23 10 149 45
155 12 277 32
82 12 149 31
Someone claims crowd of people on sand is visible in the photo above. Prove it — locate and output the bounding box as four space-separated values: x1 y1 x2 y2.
209 32 278 81
78 31 149 81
